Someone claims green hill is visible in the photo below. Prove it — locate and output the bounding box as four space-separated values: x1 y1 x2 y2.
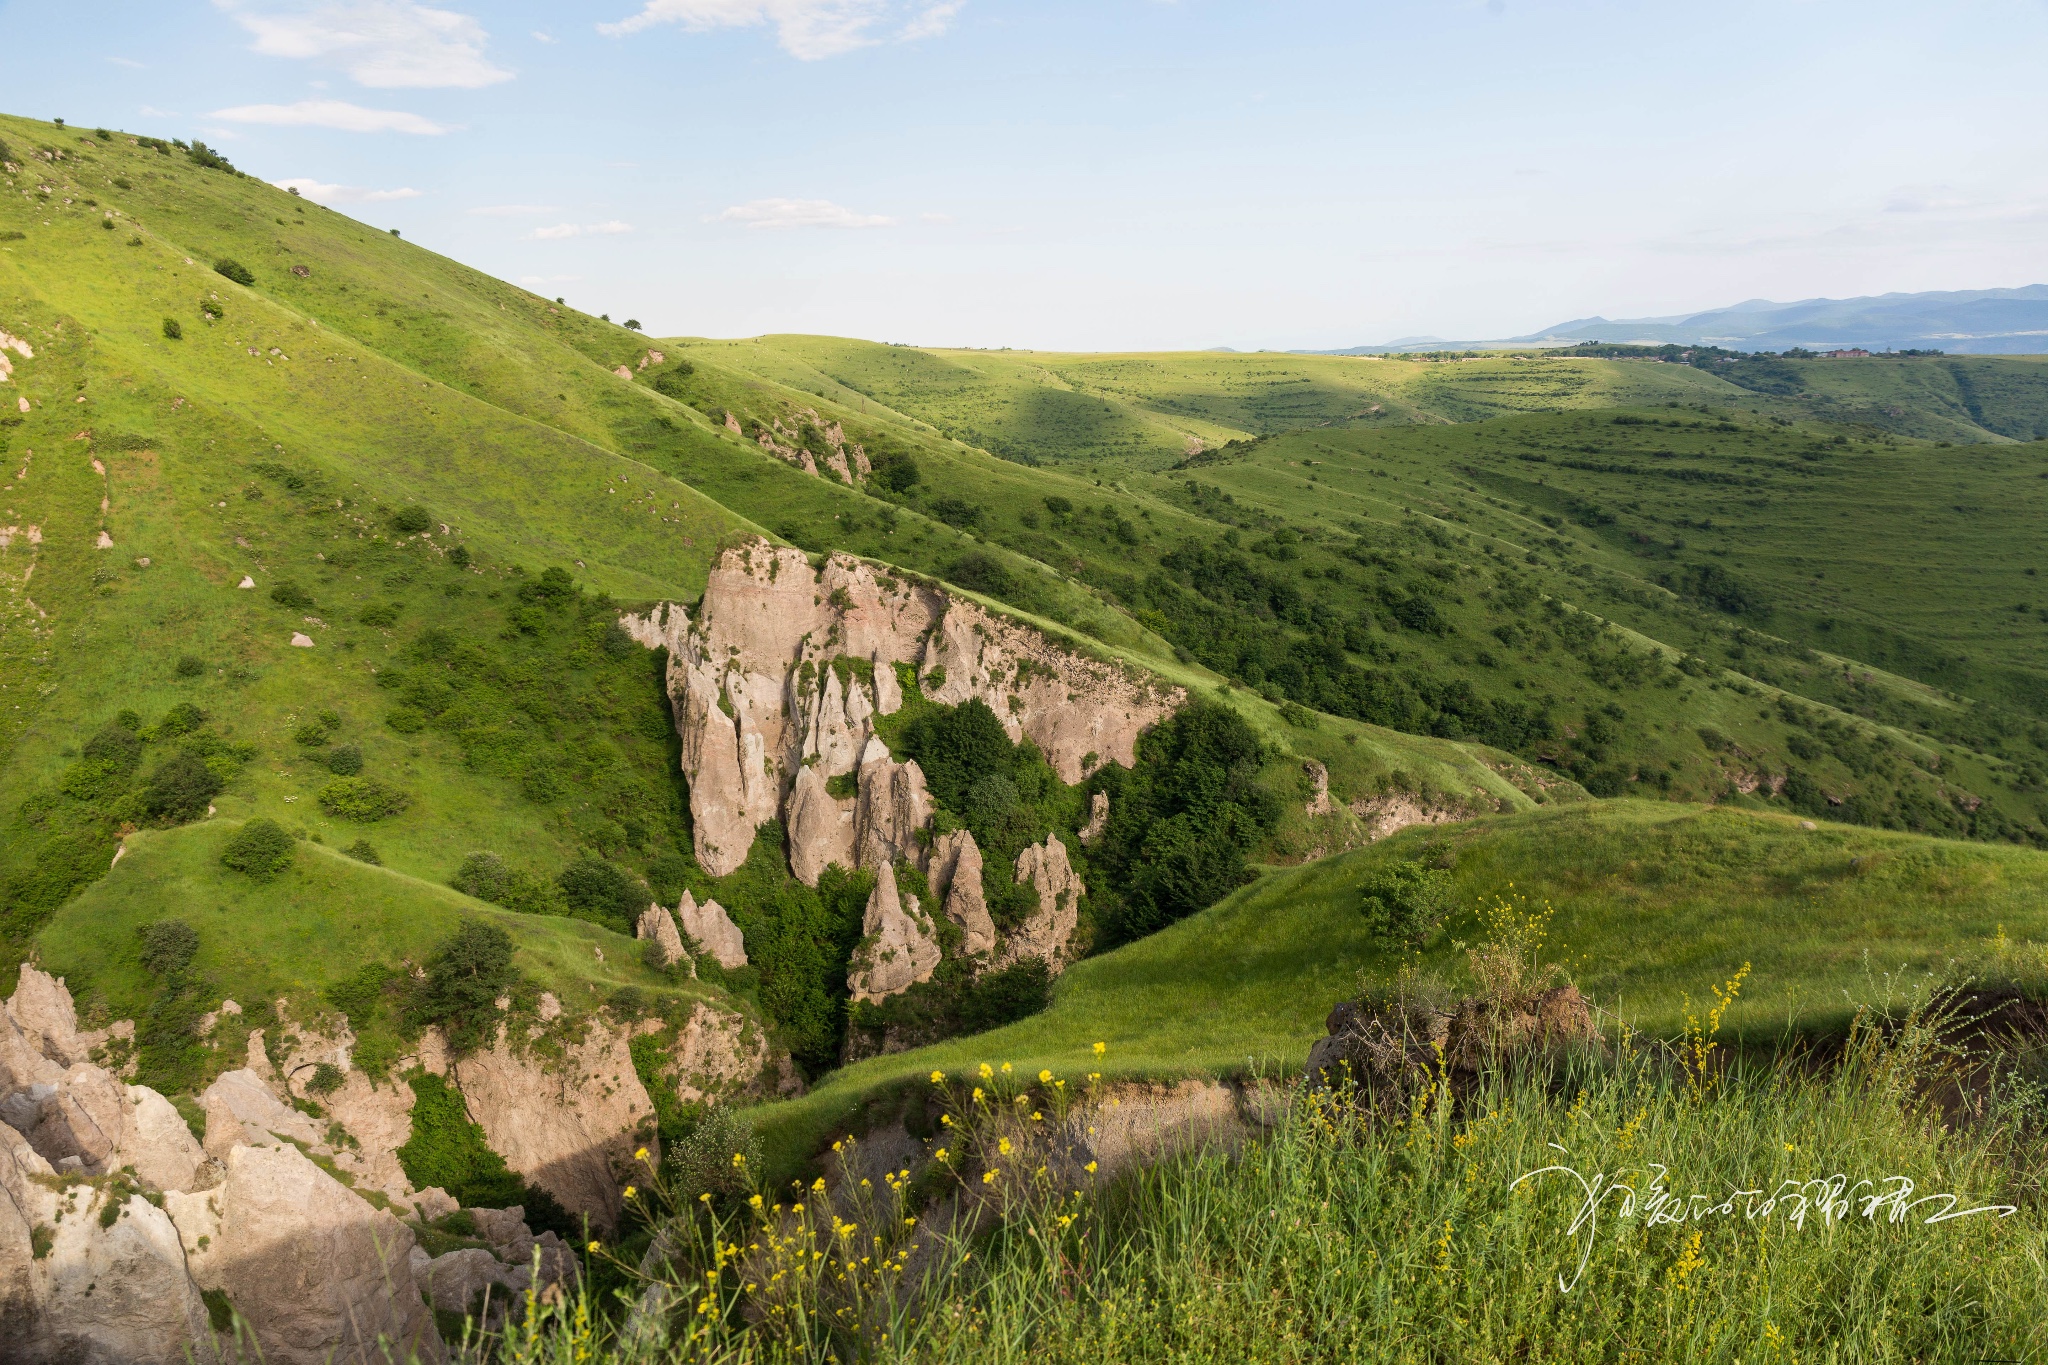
4 108 2046 1129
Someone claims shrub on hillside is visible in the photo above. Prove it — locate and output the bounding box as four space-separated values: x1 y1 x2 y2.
175 655 204 678
324 744 364 775
212 257 254 286
293 723 330 747
451 851 564 916
396 1070 526 1206
317 777 411 822
219 818 296 882
137 920 200 977
384 705 426 734
556 856 649 931
161 316 181 340
342 838 381 865
932 497 984 530
409 921 520 1056
269 581 314 611
390 505 433 535
136 751 224 824
152 702 209 738
1357 858 1456 946
946 552 1017 601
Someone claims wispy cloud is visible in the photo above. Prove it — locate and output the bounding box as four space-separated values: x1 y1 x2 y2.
107 56 145 69
273 177 423 203
532 29 556 43
219 0 513 88
718 197 895 229
530 221 635 239
469 203 560 216
139 105 177 119
209 99 453 134
598 0 962 61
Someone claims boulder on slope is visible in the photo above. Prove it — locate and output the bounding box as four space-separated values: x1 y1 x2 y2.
847 865 941 1004
929 829 995 957
636 902 688 968
677 890 748 970
1000 834 1085 973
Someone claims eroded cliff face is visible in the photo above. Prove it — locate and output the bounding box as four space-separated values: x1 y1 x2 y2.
621 539 1181 881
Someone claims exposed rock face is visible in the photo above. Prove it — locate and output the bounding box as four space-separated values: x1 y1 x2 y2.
39 1188 215 1365
451 1022 655 1231
200 1068 323 1159
113 1084 208 1193
677 890 747 969
1307 984 1598 1097
174 1143 442 1365
1001 834 1084 972
1346 792 1467 842
1304 760 1334 817
636 903 688 968
847 865 941 1004
855 738 933 873
619 539 1181 878
928 829 994 956
1078 791 1110 845
657 1002 771 1105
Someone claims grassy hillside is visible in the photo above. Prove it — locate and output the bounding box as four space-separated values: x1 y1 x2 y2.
746 800 2048 1171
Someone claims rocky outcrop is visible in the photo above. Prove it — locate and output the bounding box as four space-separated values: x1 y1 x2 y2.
1346 792 1468 842
620 539 1181 878
677 890 747 969
1307 984 1597 1098
6 964 131 1070
847 865 941 1004
450 1022 655 1231
637 902 688 968
1078 791 1109 845
929 829 995 956
1304 761 1334 817
200 1067 323 1158
35 1184 216 1365
656 1002 772 1105
855 738 933 873
1001 835 1084 973
172 1143 442 1365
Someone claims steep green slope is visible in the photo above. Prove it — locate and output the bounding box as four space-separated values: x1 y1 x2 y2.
746 799 2048 1170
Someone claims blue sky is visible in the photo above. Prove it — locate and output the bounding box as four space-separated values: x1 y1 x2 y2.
4 1 2046 349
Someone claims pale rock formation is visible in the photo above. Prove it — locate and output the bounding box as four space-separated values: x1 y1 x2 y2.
855 737 933 873
847 865 940 1004
319 1070 416 1200
785 763 856 886
173 1143 442 1365
636 903 687 968
619 538 1180 877
677 891 747 970
421 1246 521 1315
1078 791 1110 845
244 1028 273 1078
467 1205 577 1288
1345 792 1466 842
1304 760 1335 817
1001 834 1084 973
928 829 994 956
38 1186 215 1365
199 1068 323 1159
664 1001 770 1104
451 1021 655 1231
112 1084 208 1193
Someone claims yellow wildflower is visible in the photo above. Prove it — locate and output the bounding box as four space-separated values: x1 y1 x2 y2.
633 1147 649 1162
1039 1069 1053 1084
998 1137 1013 1155
587 1240 602 1253
1085 1161 1098 1174
930 1070 945 1085
1093 1041 1106 1057
623 1185 637 1199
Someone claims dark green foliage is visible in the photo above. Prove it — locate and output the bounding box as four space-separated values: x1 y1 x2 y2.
650 362 697 401
200 1289 234 1334
219 818 296 882
161 316 182 340
342 838 381 864
1358 858 1456 945
137 919 199 977
451 852 564 915
555 856 648 932
870 446 922 493
187 141 237 173
932 496 984 530
153 702 209 738
269 580 314 611
662 1103 762 1207
293 723 330 747
212 257 254 286
409 921 519 1056
1675 562 1768 618
448 544 472 569
899 699 1015 813
175 655 204 678
385 706 426 734
325 744 364 776
307 1062 345 1095
946 552 1016 600
318 777 411 821
957 958 1053 1031
200 299 223 320
396 1071 526 1206
1089 700 1279 946
136 751 223 824
358 602 400 628
390 505 433 534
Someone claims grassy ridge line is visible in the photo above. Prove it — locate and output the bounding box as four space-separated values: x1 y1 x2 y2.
744 799 2048 1178
35 819 706 1035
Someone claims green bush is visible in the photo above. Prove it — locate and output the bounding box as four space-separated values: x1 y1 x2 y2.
451 851 564 916
384 706 426 734
136 751 223 824
153 702 209 738
1357 858 1456 945
219 818 296 882
137 919 199 977
342 838 381 865
293 723 330 747
199 299 223 320
325 744 364 776
174 655 204 678
408 921 519 1056
396 1070 525 1206
556 857 648 931
212 257 253 286
306 1062 345 1095
161 316 182 340
317 777 412 822
390 505 433 535
358 602 400 627
269 581 314 611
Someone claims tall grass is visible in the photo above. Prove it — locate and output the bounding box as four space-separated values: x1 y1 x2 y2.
459 1016 2048 1364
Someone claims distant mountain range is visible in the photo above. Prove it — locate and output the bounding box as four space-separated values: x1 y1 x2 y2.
1311 285 2048 356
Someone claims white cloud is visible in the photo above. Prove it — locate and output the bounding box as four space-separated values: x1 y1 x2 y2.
468 203 559 216
273 177 423 203
529 221 635 239
532 29 556 43
598 0 962 61
139 105 177 118
220 0 513 89
107 56 145 69
208 99 453 134
718 197 896 229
